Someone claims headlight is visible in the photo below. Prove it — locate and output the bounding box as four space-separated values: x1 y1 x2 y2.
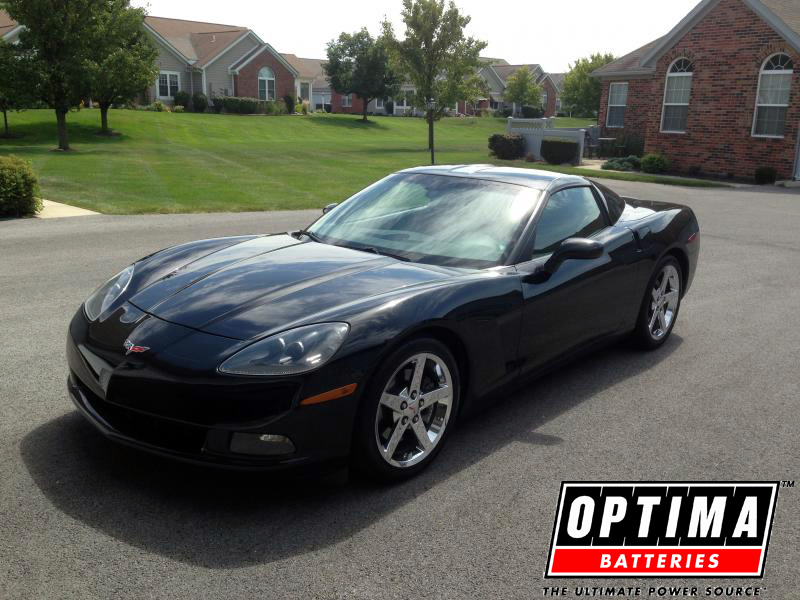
219 323 350 376
84 265 134 322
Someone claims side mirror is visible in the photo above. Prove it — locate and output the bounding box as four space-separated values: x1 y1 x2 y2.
524 238 604 283
323 203 338 214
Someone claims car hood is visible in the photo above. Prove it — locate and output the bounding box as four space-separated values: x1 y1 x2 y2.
129 234 454 340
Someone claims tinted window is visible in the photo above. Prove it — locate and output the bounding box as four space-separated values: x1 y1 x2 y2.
310 174 540 269
532 187 606 256
593 181 626 223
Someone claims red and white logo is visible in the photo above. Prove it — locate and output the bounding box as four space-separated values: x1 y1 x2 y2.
545 482 778 578
123 339 150 355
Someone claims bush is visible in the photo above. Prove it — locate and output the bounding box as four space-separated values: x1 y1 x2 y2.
0 155 41 217
541 139 580 165
144 101 170 112
603 155 642 171
521 105 544 119
488 133 526 160
497 108 513 118
295 102 303 114
192 92 208 113
324 103 332 113
754 166 778 185
641 153 671 174
301 101 309 115
174 90 191 109
283 94 296 115
385 100 394 115
173 105 185 113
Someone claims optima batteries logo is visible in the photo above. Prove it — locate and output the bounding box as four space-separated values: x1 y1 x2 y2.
546 482 778 577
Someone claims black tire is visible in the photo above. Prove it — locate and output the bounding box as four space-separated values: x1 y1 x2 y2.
352 337 460 482
634 256 683 350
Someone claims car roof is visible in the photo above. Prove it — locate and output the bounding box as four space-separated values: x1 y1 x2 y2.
397 164 587 191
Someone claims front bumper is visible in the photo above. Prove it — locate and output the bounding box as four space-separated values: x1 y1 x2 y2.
66 309 364 471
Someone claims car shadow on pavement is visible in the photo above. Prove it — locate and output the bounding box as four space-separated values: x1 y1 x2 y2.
20 335 681 569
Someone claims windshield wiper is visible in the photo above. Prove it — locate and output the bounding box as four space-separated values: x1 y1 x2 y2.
293 229 323 243
339 244 410 262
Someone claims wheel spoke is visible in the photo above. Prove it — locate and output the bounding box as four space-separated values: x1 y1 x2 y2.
409 355 426 393
658 275 669 295
658 308 668 332
380 392 405 413
420 386 451 407
663 290 679 305
383 419 408 458
652 287 660 302
648 307 659 331
410 419 433 452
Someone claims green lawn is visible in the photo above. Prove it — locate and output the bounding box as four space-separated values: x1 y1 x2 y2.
0 110 713 215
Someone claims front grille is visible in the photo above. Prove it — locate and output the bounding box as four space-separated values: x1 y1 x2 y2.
74 375 208 453
106 376 297 427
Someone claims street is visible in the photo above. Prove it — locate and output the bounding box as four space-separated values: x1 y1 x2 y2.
1 181 798 599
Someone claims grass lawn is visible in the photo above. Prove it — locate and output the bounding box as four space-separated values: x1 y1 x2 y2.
0 110 714 215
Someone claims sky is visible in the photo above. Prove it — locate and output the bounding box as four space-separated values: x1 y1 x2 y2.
131 0 701 73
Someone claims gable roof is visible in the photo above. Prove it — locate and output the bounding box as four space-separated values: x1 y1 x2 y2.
0 9 21 40
143 15 258 68
592 0 800 79
281 54 325 80
549 72 566 91
492 64 543 83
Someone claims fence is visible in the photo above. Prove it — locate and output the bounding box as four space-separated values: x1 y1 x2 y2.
506 118 586 165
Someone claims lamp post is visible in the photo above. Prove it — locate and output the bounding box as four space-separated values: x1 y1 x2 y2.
427 97 437 165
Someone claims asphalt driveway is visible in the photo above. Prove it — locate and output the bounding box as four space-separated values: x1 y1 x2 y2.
1 181 798 599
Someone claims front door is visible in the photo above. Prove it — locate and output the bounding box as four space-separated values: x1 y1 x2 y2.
516 186 642 374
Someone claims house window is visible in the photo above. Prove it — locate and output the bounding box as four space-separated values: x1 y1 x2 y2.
158 72 180 98
299 82 310 101
661 58 693 133
376 97 384 109
542 90 549 108
753 53 794 137
258 67 275 101
342 94 353 107
606 82 628 128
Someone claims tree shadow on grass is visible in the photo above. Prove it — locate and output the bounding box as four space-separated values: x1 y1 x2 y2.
309 116 388 131
0 120 128 148
21 335 681 569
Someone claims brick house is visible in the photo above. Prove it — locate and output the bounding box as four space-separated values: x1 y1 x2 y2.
592 0 800 180
458 61 563 117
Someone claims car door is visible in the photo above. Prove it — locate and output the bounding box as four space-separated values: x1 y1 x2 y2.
516 185 641 375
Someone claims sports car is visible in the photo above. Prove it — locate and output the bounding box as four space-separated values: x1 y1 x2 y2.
66 165 700 480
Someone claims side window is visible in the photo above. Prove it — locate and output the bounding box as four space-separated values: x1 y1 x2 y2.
532 187 607 256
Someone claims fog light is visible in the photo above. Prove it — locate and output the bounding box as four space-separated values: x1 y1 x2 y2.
229 433 296 456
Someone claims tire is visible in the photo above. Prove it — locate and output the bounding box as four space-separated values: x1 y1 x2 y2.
634 256 683 350
352 337 460 482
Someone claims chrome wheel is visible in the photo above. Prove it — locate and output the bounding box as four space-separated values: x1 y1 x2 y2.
374 352 454 468
648 264 681 340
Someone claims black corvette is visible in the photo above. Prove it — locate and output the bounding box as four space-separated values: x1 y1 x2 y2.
67 165 699 480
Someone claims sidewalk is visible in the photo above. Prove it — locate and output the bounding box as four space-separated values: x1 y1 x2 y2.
37 200 99 219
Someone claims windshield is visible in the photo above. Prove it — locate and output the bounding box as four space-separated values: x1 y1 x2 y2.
308 173 540 269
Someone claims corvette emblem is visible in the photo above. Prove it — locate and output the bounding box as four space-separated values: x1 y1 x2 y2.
123 339 150 355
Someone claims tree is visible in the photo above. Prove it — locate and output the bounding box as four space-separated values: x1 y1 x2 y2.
383 0 487 160
4 0 102 150
561 53 616 118
325 29 401 122
89 0 158 135
0 40 39 138
504 67 542 116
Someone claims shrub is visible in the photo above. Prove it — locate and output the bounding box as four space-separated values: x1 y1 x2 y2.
192 92 208 113
602 159 633 172
497 108 513 118
754 166 778 185
488 133 526 160
295 102 303 114
0 155 41 217
283 93 296 115
174 90 191 109
301 101 309 115
541 139 580 165
641 153 671 174
144 100 169 112
521 105 544 119
385 100 394 115
525 152 536 163
173 105 185 113
324 103 332 113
